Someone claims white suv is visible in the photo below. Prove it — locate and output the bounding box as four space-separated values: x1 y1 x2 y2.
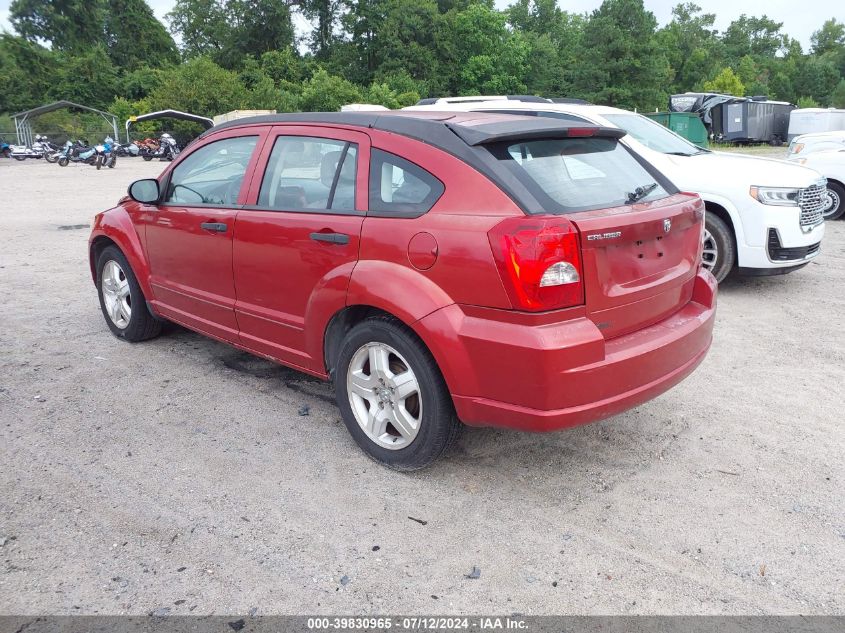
406 97 827 282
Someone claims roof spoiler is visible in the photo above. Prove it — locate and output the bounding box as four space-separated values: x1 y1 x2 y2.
449 121 625 146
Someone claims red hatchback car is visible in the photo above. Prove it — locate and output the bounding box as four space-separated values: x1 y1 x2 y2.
89 112 717 469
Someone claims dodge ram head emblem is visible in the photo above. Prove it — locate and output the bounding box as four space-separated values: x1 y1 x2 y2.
663 218 672 233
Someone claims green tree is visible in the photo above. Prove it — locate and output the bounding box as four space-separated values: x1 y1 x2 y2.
147 56 249 115
830 79 845 108
702 67 745 96
722 15 785 62
793 56 840 104
572 0 671 110
167 0 230 61
372 0 441 89
796 96 819 108
0 33 57 112
49 45 119 109
811 19 845 56
507 0 585 97
435 2 530 96
9 0 106 51
120 66 166 100
104 0 179 69
656 3 722 92
298 68 363 111
303 0 344 59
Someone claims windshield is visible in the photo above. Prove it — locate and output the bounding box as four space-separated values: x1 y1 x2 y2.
489 137 672 214
602 113 707 156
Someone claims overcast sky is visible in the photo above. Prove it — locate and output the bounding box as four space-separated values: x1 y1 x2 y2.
0 0 840 51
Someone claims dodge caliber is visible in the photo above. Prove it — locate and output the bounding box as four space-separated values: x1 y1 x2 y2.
89 112 717 469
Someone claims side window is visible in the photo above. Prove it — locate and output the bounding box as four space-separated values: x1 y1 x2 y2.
164 136 258 206
368 149 444 217
257 136 357 212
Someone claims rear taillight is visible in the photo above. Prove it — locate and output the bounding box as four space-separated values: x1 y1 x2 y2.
488 216 584 312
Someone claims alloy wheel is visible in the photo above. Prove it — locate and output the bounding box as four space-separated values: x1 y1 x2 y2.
702 228 718 272
346 342 422 450
101 260 132 329
822 187 840 219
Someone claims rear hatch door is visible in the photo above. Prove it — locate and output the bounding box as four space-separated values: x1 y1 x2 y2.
570 194 703 339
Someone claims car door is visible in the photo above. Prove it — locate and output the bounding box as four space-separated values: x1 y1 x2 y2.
233 126 369 372
144 129 267 343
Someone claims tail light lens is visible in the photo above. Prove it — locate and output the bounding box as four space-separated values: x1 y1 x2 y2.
488 216 584 312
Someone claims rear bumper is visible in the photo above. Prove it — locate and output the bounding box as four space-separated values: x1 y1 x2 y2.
416 269 717 432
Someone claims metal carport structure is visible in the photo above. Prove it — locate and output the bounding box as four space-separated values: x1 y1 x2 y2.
11 101 120 148
125 110 215 142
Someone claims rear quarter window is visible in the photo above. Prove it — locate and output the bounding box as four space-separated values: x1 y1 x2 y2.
368 149 444 217
487 137 676 214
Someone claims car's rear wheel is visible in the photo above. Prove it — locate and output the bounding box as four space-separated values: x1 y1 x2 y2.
96 246 161 342
822 181 844 221
335 317 461 470
702 213 735 283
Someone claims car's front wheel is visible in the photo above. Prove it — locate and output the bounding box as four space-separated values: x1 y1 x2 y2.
96 246 161 342
822 181 844 221
335 317 461 470
702 213 735 283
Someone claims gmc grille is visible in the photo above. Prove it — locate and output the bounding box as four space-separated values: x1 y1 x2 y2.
797 180 827 229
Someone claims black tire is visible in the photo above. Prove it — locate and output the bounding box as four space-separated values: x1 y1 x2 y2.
142 153 153 162
823 181 845 221
96 246 162 342
58 156 69 167
334 316 461 471
13 154 25 161
108 155 117 168
95 154 102 170
44 152 58 163
703 212 735 283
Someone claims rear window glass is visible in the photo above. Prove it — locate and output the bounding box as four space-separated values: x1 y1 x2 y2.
488 137 672 214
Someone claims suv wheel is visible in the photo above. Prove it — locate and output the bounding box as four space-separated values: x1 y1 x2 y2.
702 213 735 283
822 181 844 220
96 246 162 342
335 317 461 470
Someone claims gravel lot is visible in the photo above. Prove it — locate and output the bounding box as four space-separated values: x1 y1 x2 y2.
0 158 843 616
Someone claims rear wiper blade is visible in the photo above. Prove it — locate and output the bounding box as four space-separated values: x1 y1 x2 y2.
665 151 696 156
626 182 658 204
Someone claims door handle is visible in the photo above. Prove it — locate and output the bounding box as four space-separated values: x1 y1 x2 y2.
310 232 350 245
201 222 227 233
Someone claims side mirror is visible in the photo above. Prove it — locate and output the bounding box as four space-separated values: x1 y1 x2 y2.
128 179 160 204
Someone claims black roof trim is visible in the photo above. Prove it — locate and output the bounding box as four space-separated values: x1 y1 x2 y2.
505 95 551 103
448 120 625 146
548 97 592 105
199 111 625 215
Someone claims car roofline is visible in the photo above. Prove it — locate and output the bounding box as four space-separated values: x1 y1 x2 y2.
199 111 625 216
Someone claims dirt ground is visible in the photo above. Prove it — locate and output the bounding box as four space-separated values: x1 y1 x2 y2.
0 158 843 616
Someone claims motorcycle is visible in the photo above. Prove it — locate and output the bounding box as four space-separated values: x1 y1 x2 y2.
10 135 58 161
99 137 117 169
141 133 179 161
113 141 140 157
57 140 101 167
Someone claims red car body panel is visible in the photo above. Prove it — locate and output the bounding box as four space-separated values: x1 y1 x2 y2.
89 113 717 432
418 269 716 431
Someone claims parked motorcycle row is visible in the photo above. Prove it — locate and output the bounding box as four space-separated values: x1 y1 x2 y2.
1 133 180 168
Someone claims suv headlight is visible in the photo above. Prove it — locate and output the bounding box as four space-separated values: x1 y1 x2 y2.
749 186 800 206
790 142 804 155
